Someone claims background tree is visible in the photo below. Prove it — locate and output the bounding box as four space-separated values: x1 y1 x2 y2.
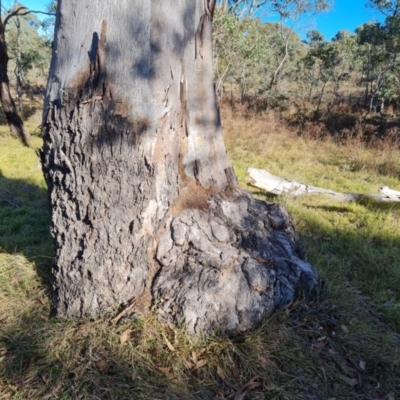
0 0 31 145
355 21 400 113
6 2 51 109
264 0 331 102
0 0 54 145
367 0 400 17
41 0 57 41
41 0 317 334
297 29 355 116
213 0 330 107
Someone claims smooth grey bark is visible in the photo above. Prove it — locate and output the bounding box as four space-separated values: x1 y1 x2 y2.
41 0 318 334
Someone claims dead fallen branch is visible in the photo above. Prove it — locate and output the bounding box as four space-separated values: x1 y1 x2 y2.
247 168 400 203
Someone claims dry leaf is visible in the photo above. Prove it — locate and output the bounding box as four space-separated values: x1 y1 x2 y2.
317 336 326 342
185 360 194 369
163 334 175 352
192 351 197 364
54 352 63 364
38 297 47 306
96 360 108 373
197 347 207 357
386 393 395 400
317 340 326 349
234 376 263 400
359 360 366 371
333 383 340 392
120 328 132 345
193 359 207 370
348 378 358 387
217 365 227 380
27 356 35 370
341 325 349 334
157 366 169 374
321 367 327 383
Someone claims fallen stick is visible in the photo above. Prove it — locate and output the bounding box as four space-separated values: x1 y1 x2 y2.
247 168 400 203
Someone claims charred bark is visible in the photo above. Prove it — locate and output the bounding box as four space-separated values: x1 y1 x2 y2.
41 0 318 334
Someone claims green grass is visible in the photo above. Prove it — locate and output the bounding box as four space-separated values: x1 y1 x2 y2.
0 108 400 399
222 107 400 332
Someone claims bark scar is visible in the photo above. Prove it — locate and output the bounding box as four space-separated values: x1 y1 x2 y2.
196 1 215 59
204 0 216 19
195 15 206 59
89 20 109 102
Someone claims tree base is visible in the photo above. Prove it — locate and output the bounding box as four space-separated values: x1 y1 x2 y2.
153 189 318 334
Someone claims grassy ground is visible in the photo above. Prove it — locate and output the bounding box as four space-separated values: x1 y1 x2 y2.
0 107 399 399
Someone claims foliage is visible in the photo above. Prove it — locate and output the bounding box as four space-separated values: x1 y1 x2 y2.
4 3 51 82
295 29 356 115
213 8 307 104
367 0 400 17
41 0 57 40
213 0 400 122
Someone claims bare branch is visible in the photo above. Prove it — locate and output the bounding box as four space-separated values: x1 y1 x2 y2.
3 6 55 26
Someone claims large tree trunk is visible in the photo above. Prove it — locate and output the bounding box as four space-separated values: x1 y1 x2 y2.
41 0 318 334
0 17 31 146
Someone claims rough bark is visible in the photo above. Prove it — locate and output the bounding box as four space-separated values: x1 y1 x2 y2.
0 15 31 146
41 0 318 334
154 190 317 333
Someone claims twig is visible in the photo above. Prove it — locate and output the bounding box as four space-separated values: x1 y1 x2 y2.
111 298 137 325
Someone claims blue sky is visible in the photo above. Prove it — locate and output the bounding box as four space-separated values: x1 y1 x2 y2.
313 0 383 40
5 0 384 41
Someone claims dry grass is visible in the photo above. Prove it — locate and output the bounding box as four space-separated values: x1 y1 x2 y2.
0 106 399 399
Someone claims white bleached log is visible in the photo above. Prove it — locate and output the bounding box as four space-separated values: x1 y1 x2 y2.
247 168 400 203
378 186 400 201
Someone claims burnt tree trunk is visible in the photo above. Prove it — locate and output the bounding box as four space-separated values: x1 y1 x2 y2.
0 15 31 146
41 0 318 334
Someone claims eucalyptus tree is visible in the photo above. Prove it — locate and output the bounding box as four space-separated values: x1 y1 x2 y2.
264 0 331 100
213 11 280 102
295 29 357 116
367 0 400 17
0 0 54 145
213 0 330 107
356 21 400 112
6 3 51 101
217 0 269 17
40 0 318 334
0 0 31 144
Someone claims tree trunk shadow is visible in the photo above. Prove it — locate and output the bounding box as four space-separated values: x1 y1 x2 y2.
0 169 53 296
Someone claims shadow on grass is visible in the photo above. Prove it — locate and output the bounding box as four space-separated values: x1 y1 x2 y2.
0 169 53 293
1 172 399 398
249 189 400 332
0 171 215 399
0 102 41 126
357 196 400 212
298 206 400 333
0 315 196 400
